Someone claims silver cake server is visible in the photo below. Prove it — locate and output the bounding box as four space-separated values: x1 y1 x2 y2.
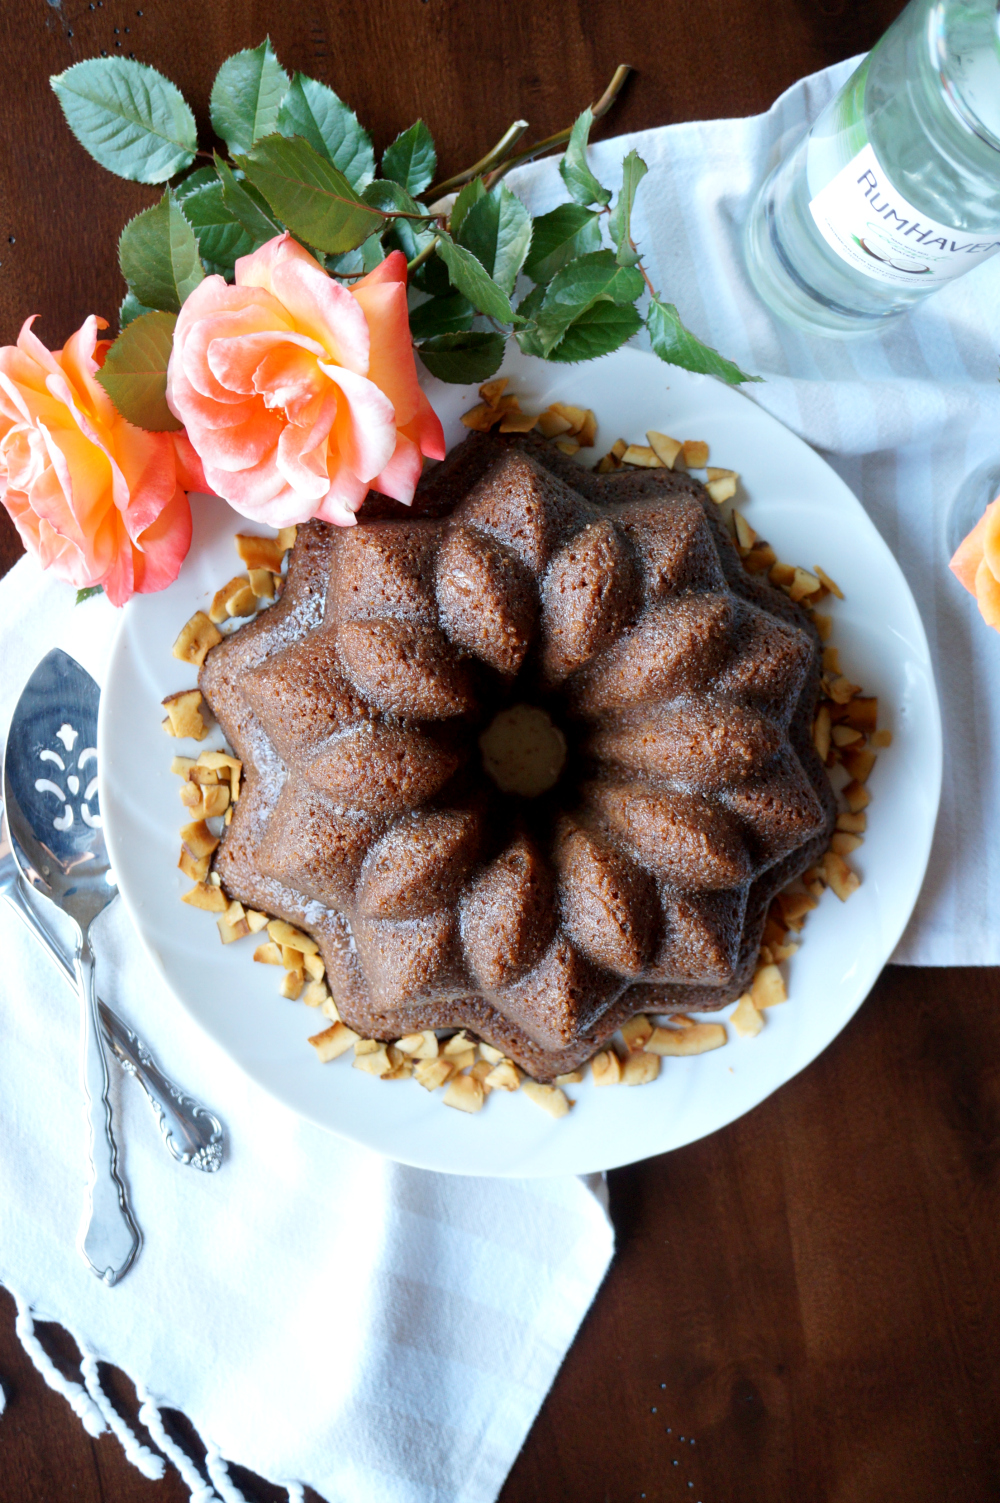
1 811 223 1173
4 648 140 1284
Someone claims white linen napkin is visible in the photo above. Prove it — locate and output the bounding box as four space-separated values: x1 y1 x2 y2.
2 49 997 1503
0 564 614 1499
506 55 1000 966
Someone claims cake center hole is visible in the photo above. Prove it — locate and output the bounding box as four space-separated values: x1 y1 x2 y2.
479 704 567 798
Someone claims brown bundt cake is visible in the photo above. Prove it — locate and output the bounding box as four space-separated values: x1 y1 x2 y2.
199 432 836 1079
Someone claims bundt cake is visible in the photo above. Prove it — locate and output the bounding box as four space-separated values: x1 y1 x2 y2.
199 432 836 1079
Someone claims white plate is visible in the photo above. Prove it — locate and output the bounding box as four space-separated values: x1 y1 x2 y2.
99 344 942 1177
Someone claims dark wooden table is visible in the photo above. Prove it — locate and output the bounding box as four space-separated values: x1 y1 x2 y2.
3 2 999 1501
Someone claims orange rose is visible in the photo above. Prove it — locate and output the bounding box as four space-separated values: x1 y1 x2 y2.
0 314 205 606
166 233 445 528
950 494 1000 629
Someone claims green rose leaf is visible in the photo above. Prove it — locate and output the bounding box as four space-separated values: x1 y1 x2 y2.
209 38 289 156
457 184 532 296
119 290 155 330
382 120 437 196
646 297 760 385
95 310 182 430
523 204 602 285
362 179 432 262
608 149 647 267
449 176 486 239
237 134 385 254
214 154 282 245
75 585 104 605
411 251 452 297
174 164 219 201
416 331 506 384
49 58 197 183
119 190 205 314
534 249 643 356
277 74 375 190
181 180 255 278
408 293 475 341
546 299 643 362
513 283 546 357
435 235 517 324
559 108 611 209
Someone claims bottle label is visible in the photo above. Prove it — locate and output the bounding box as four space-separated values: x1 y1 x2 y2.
808 141 1000 287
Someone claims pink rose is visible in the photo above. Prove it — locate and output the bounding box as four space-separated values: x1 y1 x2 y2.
0 315 205 606
166 233 446 527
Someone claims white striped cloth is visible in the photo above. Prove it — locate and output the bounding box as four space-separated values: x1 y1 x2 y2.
1 52 994 1503
509 55 1000 966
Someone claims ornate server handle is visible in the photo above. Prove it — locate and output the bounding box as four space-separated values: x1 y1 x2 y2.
99 1003 224 1173
0 863 224 1173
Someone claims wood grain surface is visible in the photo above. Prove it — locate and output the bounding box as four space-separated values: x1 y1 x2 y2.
6 3 998 1503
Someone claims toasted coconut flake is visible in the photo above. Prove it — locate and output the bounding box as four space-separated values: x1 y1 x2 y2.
594 453 618 473
548 401 587 434
448 1047 477 1073
837 811 867 833
442 1030 474 1057
248 567 275 601
591 1050 622 1085
553 438 580 456
210 575 255 624
171 756 196 777
871 728 892 749
499 410 541 434
827 675 862 705
181 881 228 913
172 611 222 667
414 1057 455 1091
397 1031 439 1059
823 850 861 901
469 1059 494 1089
197 750 242 801
443 1074 486 1113
822 647 841 674
253 941 283 965
281 946 306 979
181 819 219 859
267 919 319 955
178 847 209 882
577 409 597 447
536 409 574 439
321 996 341 1023
789 568 822 602
479 377 508 408
303 952 325 981
276 525 297 553
706 466 737 482
843 779 871 814
281 972 304 1001
836 697 877 732
555 1069 584 1085
301 979 328 1008
733 511 756 550
814 565 844 599
831 831 863 856
236 534 284 572
841 746 876 784
217 910 250 944
484 1060 521 1092
521 1079 571 1117
162 689 209 741
832 724 862 747
245 909 269 934
751 964 787 1009
776 890 817 930
730 995 764 1038
622 1051 660 1085
478 1042 505 1065
769 561 796 588
620 1014 653 1052
609 438 627 461
646 1022 727 1055
308 1022 359 1062
200 784 230 820
645 431 682 468
742 543 778 574
461 401 502 432
772 940 799 963
622 444 662 468
812 612 832 641
813 705 832 762
705 476 737 505
681 439 709 468
353 1044 392 1076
